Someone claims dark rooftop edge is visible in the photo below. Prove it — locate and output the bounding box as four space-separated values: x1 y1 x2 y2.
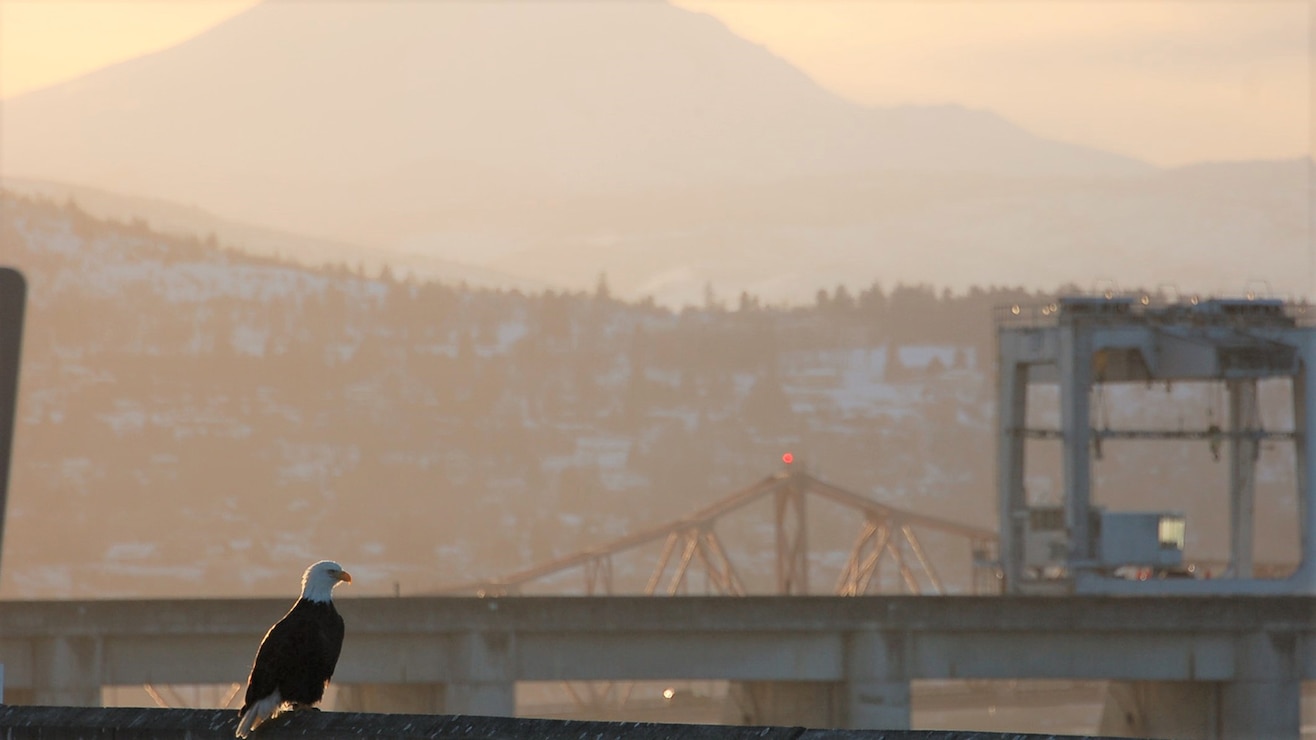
0 705 1116 740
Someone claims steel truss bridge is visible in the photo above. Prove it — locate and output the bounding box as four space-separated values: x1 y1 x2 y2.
437 468 999 598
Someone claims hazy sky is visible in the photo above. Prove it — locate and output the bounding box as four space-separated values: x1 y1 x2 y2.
0 0 1310 167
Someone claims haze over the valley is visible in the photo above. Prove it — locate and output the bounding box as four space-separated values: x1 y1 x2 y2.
1 1 1312 305
2 6 1314 685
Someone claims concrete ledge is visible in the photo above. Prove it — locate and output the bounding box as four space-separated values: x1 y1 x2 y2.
0 706 1110 740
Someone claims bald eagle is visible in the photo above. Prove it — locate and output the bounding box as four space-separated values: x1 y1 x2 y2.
235 560 352 738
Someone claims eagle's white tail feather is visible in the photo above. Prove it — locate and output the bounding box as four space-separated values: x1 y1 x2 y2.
235 689 284 738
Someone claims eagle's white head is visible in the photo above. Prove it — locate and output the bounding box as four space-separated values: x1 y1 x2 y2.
300 560 352 603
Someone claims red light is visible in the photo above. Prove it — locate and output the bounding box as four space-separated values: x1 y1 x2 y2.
782 453 794 465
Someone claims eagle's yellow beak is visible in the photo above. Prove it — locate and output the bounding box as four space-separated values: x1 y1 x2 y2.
338 571 353 584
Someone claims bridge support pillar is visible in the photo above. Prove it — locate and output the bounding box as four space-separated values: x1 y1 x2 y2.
336 631 515 716
1219 631 1301 740
843 630 910 730
333 684 445 713
445 631 515 716
444 680 515 716
31 637 101 706
1100 681 1218 739
336 679 510 716
1100 633 1301 740
724 681 838 727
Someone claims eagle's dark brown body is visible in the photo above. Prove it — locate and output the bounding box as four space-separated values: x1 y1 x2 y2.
240 598 345 713
235 560 350 738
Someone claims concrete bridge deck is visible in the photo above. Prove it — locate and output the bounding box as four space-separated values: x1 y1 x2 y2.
1 596 1313 737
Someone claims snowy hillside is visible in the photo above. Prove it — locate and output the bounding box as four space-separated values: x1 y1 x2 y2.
0 191 1302 598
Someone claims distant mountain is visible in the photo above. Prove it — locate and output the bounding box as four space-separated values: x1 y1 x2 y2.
1 0 1150 254
1 177 546 293
7 154 1309 308
476 158 1314 305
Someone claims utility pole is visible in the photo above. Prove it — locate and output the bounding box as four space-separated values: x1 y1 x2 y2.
0 268 27 585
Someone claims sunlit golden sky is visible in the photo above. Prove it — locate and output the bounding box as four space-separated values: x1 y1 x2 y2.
0 0 1310 166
